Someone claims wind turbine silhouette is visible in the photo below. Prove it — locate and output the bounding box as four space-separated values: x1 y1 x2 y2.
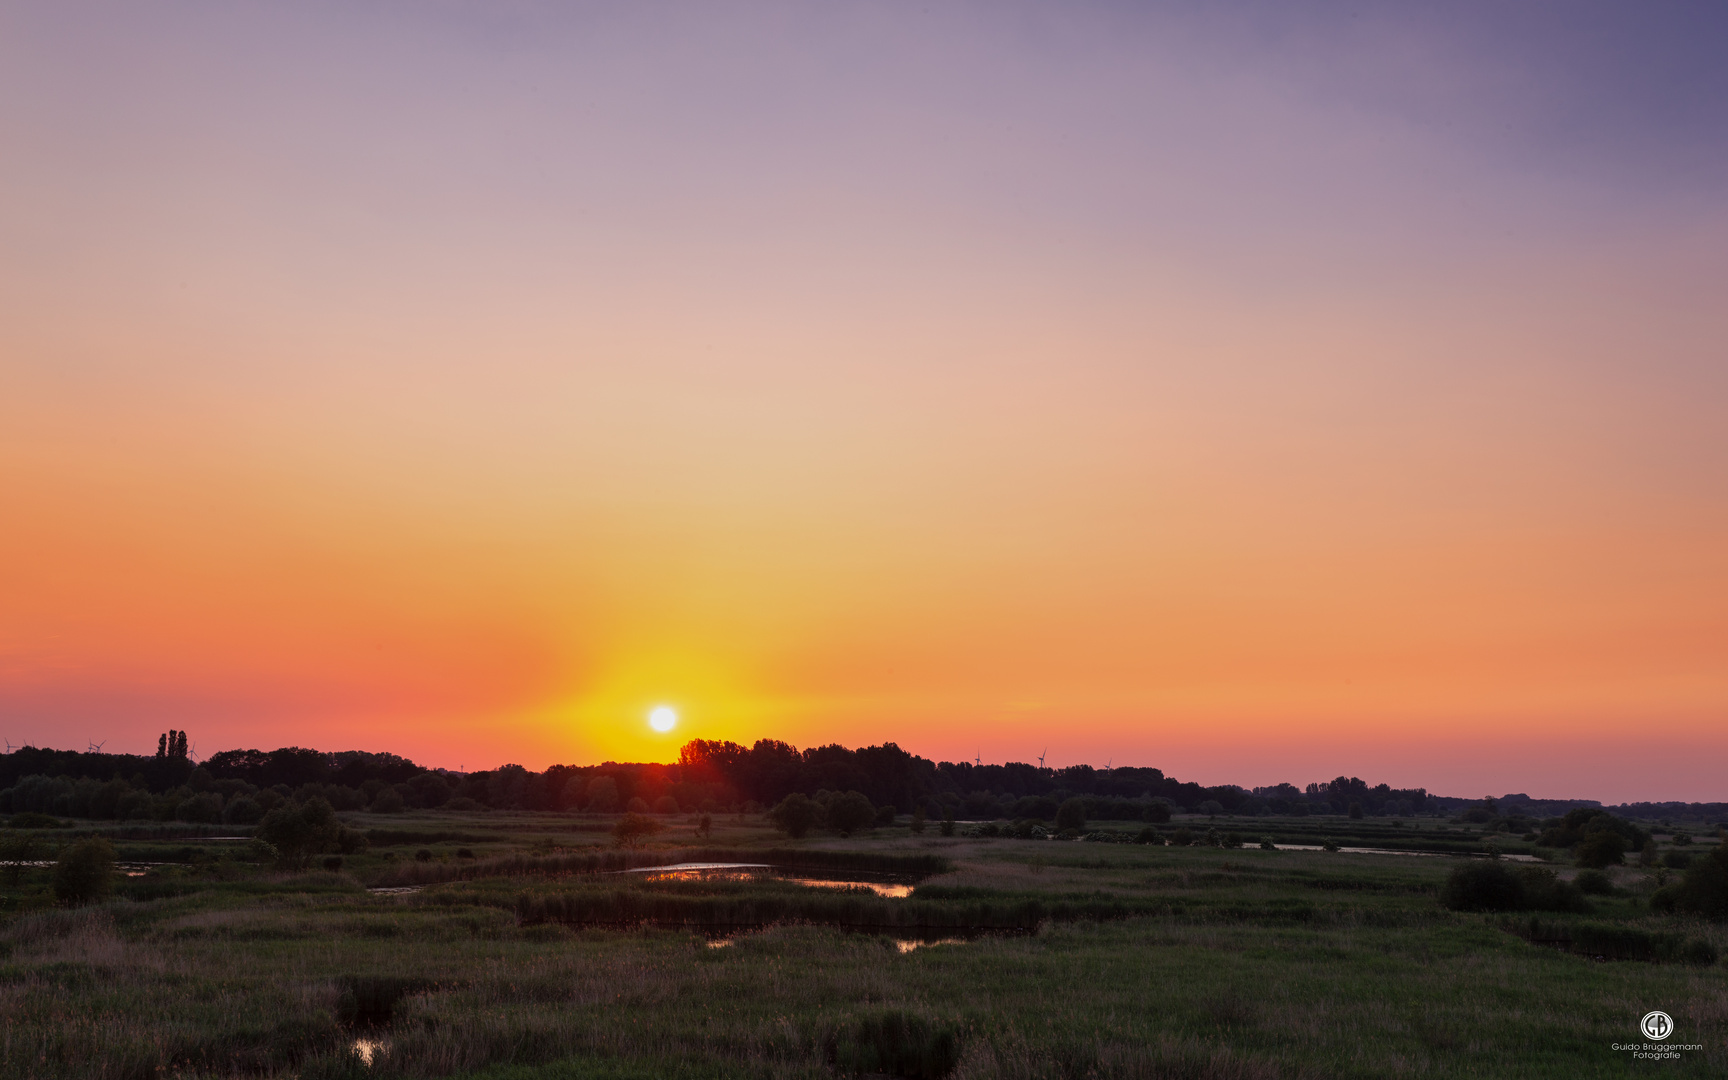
1037 748 1047 769
88 738 107 753
2 736 13 753
974 749 982 767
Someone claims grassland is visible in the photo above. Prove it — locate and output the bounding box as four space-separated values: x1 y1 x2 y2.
1 811 1723 1079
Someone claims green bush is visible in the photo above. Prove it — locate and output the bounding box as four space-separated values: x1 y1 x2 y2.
1575 832 1626 869
1259 837 1277 850
52 837 116 906
612 814 662 848
1132 827 1160 845
1054 798 1086 832
1169 827 1192 847
1651 843 1728 920
1573 869 1615 895
1441 862 1589 913
768 794 820 839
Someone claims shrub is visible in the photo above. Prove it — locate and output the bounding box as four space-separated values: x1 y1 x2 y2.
939 809 956 837
1573 869 1615 895
1441 863 1589 913
1575 832 1627 869
1672 832 1693 846
322 856 343 871
696 814 713 840
256 798 368 866
1143 801 1172 824
222 796 264 825
1197 800 1224 817
1348 801 1364 820
910 807 926 834
52 837 116 906
584 777 620 813
369 789 405 814
457 848 476 860
1054 798 1087 832
874 804 898 827
1169 828 1193 847
1259 837 1277 850
1652 843 1728 920
626 797 650 814
768 794 821 839
652 795 679 815
1321 838 1340 852
826 791 877 837
9 812 62 829
1663 850 1693 870
1223 832 1244 849
1203 828 1221 848
415 849 433 862
1133 827 1160 845
613 813 662 848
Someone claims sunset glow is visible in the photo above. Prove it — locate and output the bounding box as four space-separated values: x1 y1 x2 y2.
2 3 1725 801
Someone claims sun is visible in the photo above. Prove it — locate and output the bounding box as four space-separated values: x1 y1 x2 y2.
648 705 678 733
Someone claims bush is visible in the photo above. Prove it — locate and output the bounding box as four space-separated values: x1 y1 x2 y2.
52 837 116 906
826 791 877 837
653 795 679 815
415 849 433 862
1573 869 1615 895
1169 827 1193 847
938 809 956 837
1197 800 1224 817
256 798 368 866
222 796 264 825
768 794 821 839
874 804 898 827
322 856 343 871
1133 827 1160 845
1652 843 1728 920
1260 837 1277 850
1222 832 1244 849
613 813 663 848
695 813 713 840
1054 798 1087 832
1441 863 1589 913
1663 850 1693 870
910 807 926 834
1321 838 1340 852
626 797 651 814
1143 801 1172 824
1575 832 1627 868
9 812 62 829
370 789 405 814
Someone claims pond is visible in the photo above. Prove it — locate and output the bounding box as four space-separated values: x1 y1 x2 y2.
621 861 918 897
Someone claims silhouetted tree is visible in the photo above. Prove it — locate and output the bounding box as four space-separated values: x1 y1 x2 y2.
586 776 620 813
613 813 662 848
52 837 116 906
825 791 876 837
768 793 820 839
1055 798 1086 832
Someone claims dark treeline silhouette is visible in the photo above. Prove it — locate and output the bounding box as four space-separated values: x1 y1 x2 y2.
1 735 1720 825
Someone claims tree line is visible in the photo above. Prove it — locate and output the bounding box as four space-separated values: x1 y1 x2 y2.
0 736 1442 824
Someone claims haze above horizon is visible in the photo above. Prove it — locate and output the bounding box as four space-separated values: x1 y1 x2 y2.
3 2 1725 803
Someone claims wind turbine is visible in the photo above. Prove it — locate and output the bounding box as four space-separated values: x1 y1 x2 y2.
88 738 107 753
974 749 982 767
2 736 13 753
1037 748 1047 769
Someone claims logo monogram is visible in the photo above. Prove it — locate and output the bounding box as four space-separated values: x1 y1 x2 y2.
1640 1011 1673 1041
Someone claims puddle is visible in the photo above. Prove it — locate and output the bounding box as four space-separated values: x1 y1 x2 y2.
623 861 917 896
1262 844 1541 862
351 1036 389 1066
895 937 967 953
782 877 912 898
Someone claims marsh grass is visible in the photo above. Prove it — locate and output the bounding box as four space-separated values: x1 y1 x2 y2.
1 816 1723 1079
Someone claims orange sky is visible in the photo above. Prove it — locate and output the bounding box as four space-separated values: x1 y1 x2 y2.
3 4 1726 801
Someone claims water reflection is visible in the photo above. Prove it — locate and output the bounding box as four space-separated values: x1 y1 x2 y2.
895 938 966 953
1264 844 1542 862
624 862 916 896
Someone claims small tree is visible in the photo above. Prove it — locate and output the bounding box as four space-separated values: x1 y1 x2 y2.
1143 801 1171 824
695 813 713 840
585 776 620 814
653 795 680 815
1054 798 1086 832
53 837 116 906
827 791 877 837
1576 832 1627 869
939 806 956 837
910 806 927 834
613 813 662 848
1347 801 1364 820
769 793 821 839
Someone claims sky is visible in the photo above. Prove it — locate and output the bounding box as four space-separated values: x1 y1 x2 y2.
2 2 1726 802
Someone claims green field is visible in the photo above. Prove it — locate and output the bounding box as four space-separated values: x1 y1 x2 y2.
1 812 1723 1079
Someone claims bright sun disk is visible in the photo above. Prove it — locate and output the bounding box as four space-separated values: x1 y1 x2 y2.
648 705 677 732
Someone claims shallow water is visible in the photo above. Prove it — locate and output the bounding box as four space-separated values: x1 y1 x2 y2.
624 861 917 896
1264 844 1542 862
